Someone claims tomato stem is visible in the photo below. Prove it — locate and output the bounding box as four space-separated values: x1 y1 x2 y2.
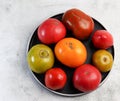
39 50 49 58
65 42 73 49
103 57 107 62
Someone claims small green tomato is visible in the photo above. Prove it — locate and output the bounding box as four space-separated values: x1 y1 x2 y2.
27 44 54 74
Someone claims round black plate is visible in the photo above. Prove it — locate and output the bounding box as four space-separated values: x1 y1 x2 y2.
27 13 114 96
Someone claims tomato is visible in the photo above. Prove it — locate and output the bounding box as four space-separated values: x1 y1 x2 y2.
62 8 94 40
54 38 87 68
92 30 113 49
37 18 66 44
45 68 67 90
92 50 113 72
27 44 54 73
73 64 102 92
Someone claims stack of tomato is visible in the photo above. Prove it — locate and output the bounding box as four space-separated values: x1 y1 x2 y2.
27 8 114 93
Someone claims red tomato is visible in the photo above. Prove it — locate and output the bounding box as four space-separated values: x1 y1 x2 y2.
45 68 67 90
92 30 113 49
62 8 94 40
38 18 66 44
73 64 102 92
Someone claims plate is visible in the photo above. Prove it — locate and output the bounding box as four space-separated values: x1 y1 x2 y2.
27 13 114 96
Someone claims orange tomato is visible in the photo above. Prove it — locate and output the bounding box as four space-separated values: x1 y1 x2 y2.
54 38 87 68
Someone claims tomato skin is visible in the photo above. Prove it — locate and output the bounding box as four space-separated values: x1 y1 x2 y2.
73 64 102 92
54 38 87 68
92 30 113 49
45 68 67 90
27 44 54 74
92 50 113 72
38 18 66 44
62 8 94 40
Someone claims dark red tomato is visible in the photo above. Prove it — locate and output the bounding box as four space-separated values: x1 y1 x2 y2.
38 18 66 44
73 64 102 92
92 30 113 49
62 8 94 40
45 68 67 90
